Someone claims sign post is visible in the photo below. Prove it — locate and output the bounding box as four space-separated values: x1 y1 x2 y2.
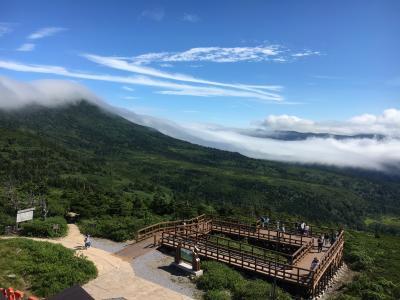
16 208 35 229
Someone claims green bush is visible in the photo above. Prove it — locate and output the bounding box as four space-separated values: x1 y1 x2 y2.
204 289 231 300
21 216 68 238
0 238 97 297
197 261 243 291
196 261 291 300
78 215 155 241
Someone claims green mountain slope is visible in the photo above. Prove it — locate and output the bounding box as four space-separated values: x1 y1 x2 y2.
0 101 399 239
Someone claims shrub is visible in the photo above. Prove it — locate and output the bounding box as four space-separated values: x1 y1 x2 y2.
0 238 97 297
197 261 243 291
78 216 151 241
21 216 68 238
204 289 231 300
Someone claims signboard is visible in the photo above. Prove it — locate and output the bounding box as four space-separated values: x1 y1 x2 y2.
16 207 35 223
180 248 193 263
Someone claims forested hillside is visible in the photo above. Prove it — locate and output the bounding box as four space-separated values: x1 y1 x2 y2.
0 101 399 240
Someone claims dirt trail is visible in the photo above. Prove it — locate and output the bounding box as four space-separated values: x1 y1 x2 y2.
4 225 193 300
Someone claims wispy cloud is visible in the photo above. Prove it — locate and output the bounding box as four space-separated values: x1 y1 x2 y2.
28 27 66 40
129 45 321 65
183 13 200 23
140 8 165 21
292 50 321 57
17 43 35 52
82 54 283 100
122 85 135 91
0 59 282 102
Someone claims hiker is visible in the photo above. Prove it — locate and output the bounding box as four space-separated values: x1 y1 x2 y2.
265 216 270 227
84 234 91 249
330 231 336 245
260 216 266 228
310 257 320 270
324 233 330 246
317 236 324 252
300 221 305 234
304 224 310 236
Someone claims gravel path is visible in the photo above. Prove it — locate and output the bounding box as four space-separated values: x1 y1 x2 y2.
132 250 203 299
90 237 128 253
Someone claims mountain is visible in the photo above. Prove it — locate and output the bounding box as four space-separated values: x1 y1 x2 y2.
0 101 399 239
242 129 386 141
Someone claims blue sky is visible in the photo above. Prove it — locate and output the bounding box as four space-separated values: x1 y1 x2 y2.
0 0 399 127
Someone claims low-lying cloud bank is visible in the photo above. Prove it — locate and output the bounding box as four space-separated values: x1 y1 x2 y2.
0 76 101 109
1 76 399 172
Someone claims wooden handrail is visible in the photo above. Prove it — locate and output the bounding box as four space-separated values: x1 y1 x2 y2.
161 231 313 285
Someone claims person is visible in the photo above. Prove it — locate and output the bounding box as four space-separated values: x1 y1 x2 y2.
324 233 330 246
260 216 266 228
300 221 305 235
265 216 270 227
317 236 323 252
281 224 285 233
310 257 320 270
304 224 310 236
276 220 280 231
84 234 91 249
330 231 336 245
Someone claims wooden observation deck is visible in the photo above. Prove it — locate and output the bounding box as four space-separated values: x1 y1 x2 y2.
135 215 344 298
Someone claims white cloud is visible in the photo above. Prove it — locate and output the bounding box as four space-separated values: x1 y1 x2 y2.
263 114 314 129
122 85 135 92
140 9 165 21
1 75 398 172
258 110 400 137
183 13 200 23
292 50 321 57
0 76 100 109
28 27 66 40
17 43 35 52
0 60 280 101
83 54 283 100
129 45 321 65
131 46 283 64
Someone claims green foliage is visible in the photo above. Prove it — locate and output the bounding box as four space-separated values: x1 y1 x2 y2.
204 289 231 300
336 231 400 299
21 216 68 238
78 216 155 242
0 238 97 297
196 261 291 300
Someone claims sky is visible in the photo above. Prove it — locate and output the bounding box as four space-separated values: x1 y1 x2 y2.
1 0 400 171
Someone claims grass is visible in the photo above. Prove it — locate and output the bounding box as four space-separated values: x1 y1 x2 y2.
207 234 289 264
0 238 97 298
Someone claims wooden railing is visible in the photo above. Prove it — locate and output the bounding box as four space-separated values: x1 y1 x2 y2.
212 219 307 246
311 230 345 286
161 231 313 286
136 214 208 241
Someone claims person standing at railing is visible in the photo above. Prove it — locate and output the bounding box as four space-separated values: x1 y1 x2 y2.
317 236 324 252
324 233 330 246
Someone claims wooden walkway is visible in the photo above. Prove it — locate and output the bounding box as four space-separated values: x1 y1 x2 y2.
135 216 344 298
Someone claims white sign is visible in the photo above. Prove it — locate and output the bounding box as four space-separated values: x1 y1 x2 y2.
16 208 35 223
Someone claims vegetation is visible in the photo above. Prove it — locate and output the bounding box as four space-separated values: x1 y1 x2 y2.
21 216 68 238
1 101 399 242
0 101 400 299
0 238 97 297
196 261 291 300
336 231 400 300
